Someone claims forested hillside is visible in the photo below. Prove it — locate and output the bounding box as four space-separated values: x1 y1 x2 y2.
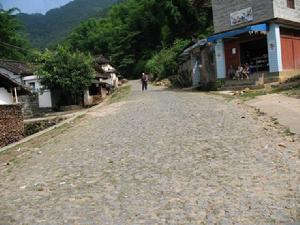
17 0 119 48
0 8 29 60
65 0 213 78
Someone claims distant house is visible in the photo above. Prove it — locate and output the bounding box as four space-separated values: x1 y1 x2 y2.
94 55 119 88
0 59 53 109
0 71 29 105
83 55 120 106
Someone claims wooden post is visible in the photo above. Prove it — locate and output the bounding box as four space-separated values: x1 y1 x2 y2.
14 87 18 103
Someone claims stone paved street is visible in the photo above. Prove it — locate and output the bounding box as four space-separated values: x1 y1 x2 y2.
0 81 299 225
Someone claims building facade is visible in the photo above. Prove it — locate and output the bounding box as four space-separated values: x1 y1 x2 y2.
0 60 53 108
209 0 300 81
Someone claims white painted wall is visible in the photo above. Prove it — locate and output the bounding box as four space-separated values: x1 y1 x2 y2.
267 23 283 73
0 88 13 105
23 75 52 108
101 64 119 87
38 90 52 108
215 40 226 78
191 54 201 86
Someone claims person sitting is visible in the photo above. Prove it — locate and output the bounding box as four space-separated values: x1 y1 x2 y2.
228 65 236 79
236 65 243 80
242 63 250 80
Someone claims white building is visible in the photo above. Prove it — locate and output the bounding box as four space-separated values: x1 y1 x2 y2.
0 72 28 105
94 55 119 87
0 59 52 108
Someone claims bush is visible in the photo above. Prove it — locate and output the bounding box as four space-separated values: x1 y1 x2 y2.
145 39 189 80
36 45 94 103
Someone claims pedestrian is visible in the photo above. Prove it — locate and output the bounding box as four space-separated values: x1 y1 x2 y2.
141 72 149 91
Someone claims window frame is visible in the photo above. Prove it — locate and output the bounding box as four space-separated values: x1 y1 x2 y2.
287 0 295 9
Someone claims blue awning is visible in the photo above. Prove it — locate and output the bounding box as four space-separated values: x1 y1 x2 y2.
207 24 268 42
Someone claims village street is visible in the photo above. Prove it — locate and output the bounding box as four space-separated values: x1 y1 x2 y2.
0 81 299 225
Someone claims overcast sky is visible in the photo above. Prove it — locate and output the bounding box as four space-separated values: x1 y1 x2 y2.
0 0 72 14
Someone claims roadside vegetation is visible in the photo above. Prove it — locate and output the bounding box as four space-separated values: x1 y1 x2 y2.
36 45 95 104
65 0 213 79
109 85 132 103
237 80 300 100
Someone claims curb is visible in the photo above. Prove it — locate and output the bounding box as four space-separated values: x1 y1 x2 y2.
0 96 111 153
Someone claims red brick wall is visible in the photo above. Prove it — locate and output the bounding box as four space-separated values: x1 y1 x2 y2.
0 104 24 148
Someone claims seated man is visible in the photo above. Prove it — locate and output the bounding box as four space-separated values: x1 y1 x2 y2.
227 65 236 79
242 63 250 80
236 65 243 80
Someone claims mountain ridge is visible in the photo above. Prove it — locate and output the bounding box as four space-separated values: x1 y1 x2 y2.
1 0 72 14
17 0 119 49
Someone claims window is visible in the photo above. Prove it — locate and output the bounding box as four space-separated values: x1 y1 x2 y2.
287 0 295 9
29 82 36 92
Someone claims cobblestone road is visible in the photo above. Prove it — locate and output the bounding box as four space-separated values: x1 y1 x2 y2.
0 81 299 225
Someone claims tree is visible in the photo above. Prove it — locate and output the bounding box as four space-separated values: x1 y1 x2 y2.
65 0 213 78
0 8 29 60
145 39 190 80
37 45 94 103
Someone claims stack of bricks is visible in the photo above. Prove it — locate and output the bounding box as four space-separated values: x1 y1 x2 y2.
0 104 24 148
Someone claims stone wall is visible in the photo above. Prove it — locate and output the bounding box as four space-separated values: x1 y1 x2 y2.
0 104 24 148
19 94 39 118
211 0 274 33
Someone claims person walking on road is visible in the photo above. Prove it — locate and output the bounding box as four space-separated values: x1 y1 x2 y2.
141 72 149 91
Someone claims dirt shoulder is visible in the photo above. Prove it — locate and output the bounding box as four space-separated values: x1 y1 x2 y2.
245 93 300 135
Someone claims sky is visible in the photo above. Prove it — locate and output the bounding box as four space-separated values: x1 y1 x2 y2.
0 0 72 14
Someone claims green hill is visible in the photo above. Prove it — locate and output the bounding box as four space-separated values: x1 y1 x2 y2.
17 0 119 49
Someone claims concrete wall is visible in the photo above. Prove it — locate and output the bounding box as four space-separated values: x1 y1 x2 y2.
0 88 13 105
214 40 226 78
177 58 193 87
267 23 283 72
0 104 24 148
274 0 300 23
84 90 93 106
19 94 40 118
23 75 52 108
211 0 274 33
191 54 201 86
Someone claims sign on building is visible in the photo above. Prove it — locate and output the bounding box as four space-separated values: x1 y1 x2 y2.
230 7 253 26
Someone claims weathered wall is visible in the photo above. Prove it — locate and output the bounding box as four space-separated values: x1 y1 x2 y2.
211 0 274 33
0 104 24 148
274 0 300 23
200 46 217 83
19 94 40 118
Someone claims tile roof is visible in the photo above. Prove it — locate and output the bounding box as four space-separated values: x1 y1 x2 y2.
0 59 33 75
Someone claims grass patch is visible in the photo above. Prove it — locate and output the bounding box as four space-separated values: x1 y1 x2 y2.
109 85 131 103
276 84 300 98
238 89 268 100
236 83 300 100
284 128 296 136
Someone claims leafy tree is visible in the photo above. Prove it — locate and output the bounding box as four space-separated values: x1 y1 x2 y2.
145 39 190 80
0 8 29 60
37 45 94 103
65 0 213 78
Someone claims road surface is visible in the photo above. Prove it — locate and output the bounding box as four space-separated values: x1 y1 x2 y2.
0 81 299 224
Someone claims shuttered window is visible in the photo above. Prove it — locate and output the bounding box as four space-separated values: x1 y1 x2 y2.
287 0 295 9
